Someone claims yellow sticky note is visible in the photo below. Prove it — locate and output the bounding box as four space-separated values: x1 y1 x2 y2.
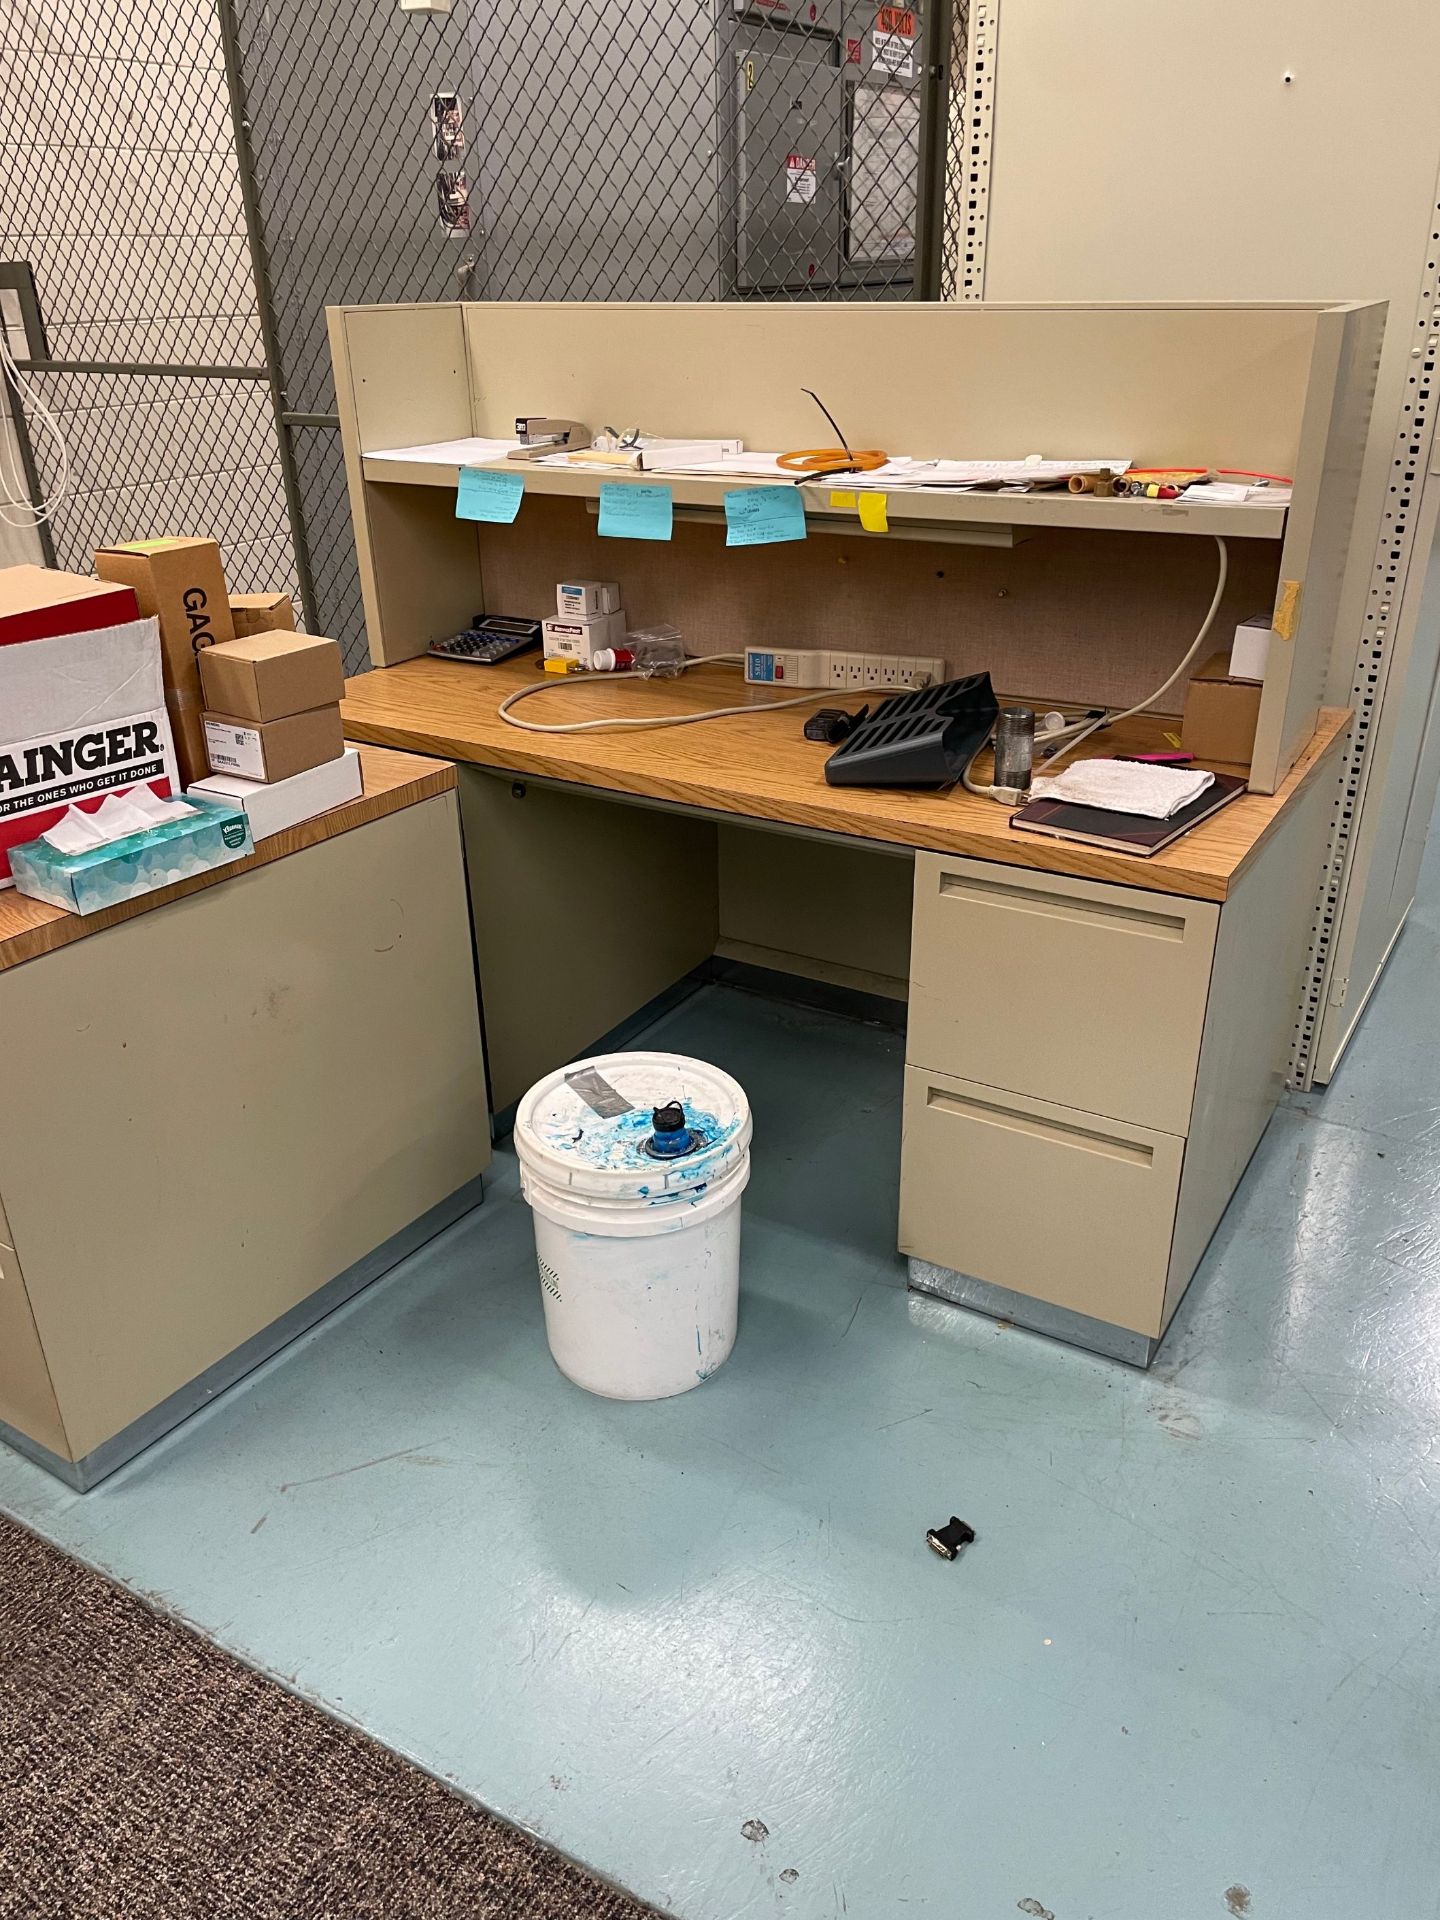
858 491 889 533
1273 578 1303 642
829 490 857 510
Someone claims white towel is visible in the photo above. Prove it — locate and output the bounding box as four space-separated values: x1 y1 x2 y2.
1031 758 1214 820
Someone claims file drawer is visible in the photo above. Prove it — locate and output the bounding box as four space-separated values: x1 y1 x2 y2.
899 1065 1184 1337
908 852 1218 1135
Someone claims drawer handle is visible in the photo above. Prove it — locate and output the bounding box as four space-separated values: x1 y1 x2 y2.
937 871 1188 941
926 1086 1154 1168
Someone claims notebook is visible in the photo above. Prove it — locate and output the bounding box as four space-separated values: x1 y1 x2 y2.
1008 771 1247 857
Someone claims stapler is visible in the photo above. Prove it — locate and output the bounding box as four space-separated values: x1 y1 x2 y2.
507 417 590 461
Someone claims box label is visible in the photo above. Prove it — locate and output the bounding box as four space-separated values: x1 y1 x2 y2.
203 718 266 781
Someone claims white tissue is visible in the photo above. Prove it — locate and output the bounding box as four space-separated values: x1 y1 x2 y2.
42 786 197 854
1031 759 1214 820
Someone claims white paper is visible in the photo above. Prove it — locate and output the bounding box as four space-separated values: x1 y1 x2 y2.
364 436 523 464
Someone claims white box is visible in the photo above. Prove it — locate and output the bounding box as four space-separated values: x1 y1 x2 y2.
556 579 621 618
542 610 626 665
0 615 181 887
1230 615 1271 683
188 747 363 842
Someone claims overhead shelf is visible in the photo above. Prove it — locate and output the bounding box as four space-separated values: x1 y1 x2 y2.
360 453 1290 541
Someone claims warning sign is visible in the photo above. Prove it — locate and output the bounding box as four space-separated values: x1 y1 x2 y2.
785 153 817 204
872 6 917 79
846 36 862 62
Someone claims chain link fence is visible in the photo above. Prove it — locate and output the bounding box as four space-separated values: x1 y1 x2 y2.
4 0 966 672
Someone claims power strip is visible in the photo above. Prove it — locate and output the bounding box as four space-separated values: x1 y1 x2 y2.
744 646 945 691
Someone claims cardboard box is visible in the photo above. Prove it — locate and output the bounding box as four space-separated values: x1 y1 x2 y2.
94 538 235 784
1182 652 1262 766
1229 615 1271 683
202 704 344 784
229 591 296 638
199 630 345 723
0 564 139 647
556 579 621 618
188 746 363 841
542 610 625 665
0 615 181 886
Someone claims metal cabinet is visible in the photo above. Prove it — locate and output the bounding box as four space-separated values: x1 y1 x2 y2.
734 45 846 289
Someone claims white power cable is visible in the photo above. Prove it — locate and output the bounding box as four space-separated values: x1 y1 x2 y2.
0 327 70 529
498 656 916 734
963 533 1231 801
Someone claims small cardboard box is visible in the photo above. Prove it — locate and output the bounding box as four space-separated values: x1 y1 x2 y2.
542 610 625 664
202 704 344 784
198 630 345 723
556 579 620 618
1182 652 1262 766
229 591 296 638
188 746 363 841
94 538 236 784
1229 615 1271 683
0 564 139 647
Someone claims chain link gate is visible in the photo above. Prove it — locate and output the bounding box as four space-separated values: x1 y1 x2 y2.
221 0 960 670
3 0 962 672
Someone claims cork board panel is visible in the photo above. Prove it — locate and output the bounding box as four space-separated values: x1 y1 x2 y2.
477 497 1279 712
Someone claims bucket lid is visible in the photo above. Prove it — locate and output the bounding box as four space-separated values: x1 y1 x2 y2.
514 1051 752 1204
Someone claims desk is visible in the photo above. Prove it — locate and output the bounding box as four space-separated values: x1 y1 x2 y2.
0 745 489 1487
342 660 1350 1365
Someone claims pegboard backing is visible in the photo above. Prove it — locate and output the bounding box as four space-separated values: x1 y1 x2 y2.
477 495 1278 712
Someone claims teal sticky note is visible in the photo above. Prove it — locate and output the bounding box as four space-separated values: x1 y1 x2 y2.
597 482 673 541
724 485 807 547
456 466 524 523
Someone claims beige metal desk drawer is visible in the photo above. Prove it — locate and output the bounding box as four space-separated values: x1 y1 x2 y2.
908 852 1218 1135
899 1065 1183 1338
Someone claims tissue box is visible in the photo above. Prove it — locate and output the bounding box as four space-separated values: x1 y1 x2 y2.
9 797 251 915
198 630 344 723
229 591 296 638
188 746 362 841
94 537 236 785
202 705 344 783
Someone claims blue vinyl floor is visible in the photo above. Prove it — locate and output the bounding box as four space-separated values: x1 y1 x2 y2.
4 836 1440 1918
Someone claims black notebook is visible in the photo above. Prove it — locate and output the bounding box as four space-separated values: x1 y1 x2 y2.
1009 772 1247 857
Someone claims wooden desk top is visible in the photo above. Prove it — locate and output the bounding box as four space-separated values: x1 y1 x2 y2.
340 657 1351 904
0 744 456 973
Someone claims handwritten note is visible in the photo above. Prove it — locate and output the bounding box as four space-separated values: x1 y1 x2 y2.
598 483 673 540
724 486 807 547
456 466 524 524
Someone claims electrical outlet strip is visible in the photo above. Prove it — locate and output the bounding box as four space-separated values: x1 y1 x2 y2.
744 646 944 690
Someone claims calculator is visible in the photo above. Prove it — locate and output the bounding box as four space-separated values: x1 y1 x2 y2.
428 615 542 664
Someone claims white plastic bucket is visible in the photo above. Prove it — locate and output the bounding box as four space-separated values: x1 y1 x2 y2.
514 1051 752 1400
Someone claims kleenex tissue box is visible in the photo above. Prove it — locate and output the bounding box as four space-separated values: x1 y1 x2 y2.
9 791 251 915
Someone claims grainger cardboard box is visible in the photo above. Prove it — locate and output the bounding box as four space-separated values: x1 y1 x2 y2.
94 538 235 783
202 705 344 784
198 631 345 723
229 591 296 638
0 565 139 647
1182 652 1262 767
0 616 180 885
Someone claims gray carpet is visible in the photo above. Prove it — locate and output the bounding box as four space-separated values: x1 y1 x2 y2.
0 1513 661 1919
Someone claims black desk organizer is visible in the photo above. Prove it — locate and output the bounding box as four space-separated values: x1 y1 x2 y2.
823 672 999 789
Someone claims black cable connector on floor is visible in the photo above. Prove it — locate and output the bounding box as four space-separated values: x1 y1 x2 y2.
926 1516 977 1561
